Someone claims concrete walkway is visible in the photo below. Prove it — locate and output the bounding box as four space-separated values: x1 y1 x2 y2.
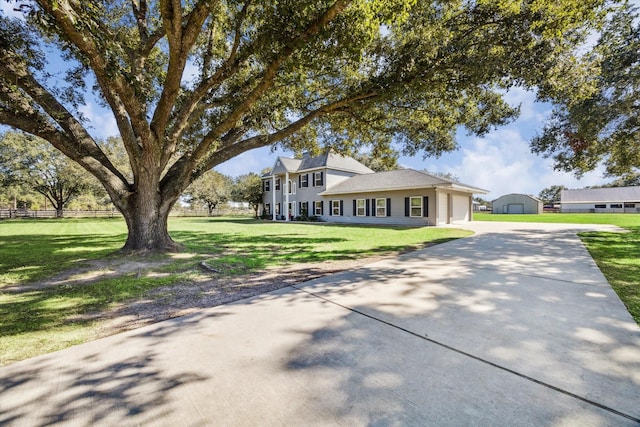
1 222 639 426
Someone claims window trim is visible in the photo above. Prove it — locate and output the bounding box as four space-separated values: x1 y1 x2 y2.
314 201 323 216
314 172 323 187
264 180 270 192
275 178 281 191
356 199 366 216
331 200 341 216
375 198 386 217
301 174 308 188
265 203 271 215
410 196 422 217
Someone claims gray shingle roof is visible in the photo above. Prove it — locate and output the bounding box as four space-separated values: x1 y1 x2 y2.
320 169 487 195
266 151 373 175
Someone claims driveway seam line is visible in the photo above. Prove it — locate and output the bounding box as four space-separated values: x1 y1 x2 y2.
456 265 610 288
291 284 640 424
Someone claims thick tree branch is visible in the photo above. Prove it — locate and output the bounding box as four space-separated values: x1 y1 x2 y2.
190 0 352 166
152 0 213 139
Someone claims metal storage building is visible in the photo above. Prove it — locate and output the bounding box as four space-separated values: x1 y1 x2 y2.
560 187 640 213
492 194 543 214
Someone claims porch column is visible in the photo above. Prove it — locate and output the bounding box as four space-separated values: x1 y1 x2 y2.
285 171 290 221
272 175 276 221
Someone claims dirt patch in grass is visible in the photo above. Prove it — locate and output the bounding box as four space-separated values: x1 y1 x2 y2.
61 254 392 339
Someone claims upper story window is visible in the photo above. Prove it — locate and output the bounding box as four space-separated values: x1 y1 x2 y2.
300 174 308 188
275 178 281 191
313 171 324 187
264 180 270 192
288 180 296 194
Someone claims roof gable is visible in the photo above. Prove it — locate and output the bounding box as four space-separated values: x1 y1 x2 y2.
265 150 374 176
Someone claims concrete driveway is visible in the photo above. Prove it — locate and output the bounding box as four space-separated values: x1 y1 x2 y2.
1 222 639 426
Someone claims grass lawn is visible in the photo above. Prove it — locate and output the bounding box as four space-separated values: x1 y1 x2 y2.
475 212 640 325
0 217 471 364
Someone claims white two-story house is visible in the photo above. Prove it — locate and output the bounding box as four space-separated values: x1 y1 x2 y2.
261 151 487 226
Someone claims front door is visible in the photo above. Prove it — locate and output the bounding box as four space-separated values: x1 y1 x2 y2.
288 202 295 220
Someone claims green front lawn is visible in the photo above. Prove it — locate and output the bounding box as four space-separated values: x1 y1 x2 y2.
0 217 471 364
476 212 640 325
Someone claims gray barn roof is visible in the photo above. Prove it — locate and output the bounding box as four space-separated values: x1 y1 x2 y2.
263 151 374 176
561 186 640 203
320 169 487 195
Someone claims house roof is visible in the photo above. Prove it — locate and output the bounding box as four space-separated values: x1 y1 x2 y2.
319 169 488 195
561 186 640 203
492 193 543 203
262 151 374 177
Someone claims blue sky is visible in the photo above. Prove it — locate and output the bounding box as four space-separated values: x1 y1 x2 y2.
1 3 612 200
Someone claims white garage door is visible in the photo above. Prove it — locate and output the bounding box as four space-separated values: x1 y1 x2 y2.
452 195 469 222
507 204 524 214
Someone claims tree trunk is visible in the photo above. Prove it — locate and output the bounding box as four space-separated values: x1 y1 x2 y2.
118 167 183 253
121 199 182 253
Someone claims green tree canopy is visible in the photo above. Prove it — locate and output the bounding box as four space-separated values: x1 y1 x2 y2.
232 173 263 218
532 3 639 178
185 170 233 215
0 131 97 215
538 185 567 205
0 0 610 251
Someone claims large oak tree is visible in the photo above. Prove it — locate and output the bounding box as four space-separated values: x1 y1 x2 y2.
532 3 639 178
0 0 609 252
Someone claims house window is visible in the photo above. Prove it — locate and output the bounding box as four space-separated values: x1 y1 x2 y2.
301 174 308 188
275 178 281 191
300 201 309 216
624 203 636 208
610 204 622 208
595 204 606 208
410 196 422 217
356 199 366 216
314 172 323 187
276 203 281 215
332 200 341 216
288 180 296 194
376 198 386 217
314 201 323 216
264 180 270 192
265 203 271 215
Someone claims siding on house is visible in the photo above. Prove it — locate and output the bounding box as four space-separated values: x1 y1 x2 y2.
314 189 437 226
261 151 486 225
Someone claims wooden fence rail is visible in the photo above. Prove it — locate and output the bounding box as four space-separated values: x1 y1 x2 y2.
0 208 254 219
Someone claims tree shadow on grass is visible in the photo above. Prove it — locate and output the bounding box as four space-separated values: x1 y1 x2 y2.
0 233 127 285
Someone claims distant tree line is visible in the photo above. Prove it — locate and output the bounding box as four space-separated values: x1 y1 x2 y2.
0 132 263 217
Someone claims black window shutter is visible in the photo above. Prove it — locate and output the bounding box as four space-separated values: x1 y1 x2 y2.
320 200 324 215
298 175 301 187
405 197 410 217
340 200 344 216
387 198 391 216
371 199 375 216
319 171 324 186
353 200 356 216
329 200 333 216
365 200 370 216
312 172 316 186
306 174 309 187
423 196 429 217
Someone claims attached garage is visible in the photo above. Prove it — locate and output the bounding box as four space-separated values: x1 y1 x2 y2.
492 194 543 214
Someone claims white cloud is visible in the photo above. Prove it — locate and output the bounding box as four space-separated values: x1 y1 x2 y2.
78 102 119 140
